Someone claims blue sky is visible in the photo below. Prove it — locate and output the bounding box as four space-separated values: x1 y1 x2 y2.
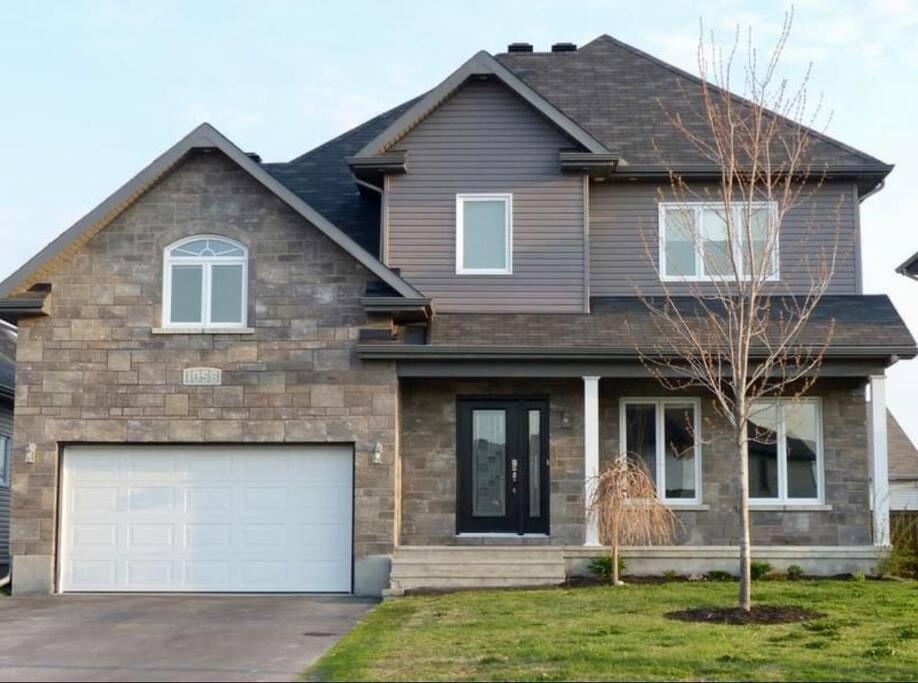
2 0 917 440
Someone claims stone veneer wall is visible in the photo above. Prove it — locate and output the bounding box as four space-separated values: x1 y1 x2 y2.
399 376 872 547
11 151 399 594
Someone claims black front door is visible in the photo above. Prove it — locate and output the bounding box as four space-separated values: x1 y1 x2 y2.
457 398 549 535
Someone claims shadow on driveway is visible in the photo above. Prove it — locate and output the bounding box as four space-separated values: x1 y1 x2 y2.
0 594 375 682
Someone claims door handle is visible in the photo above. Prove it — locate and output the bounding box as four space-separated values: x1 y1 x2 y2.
511 458 518 484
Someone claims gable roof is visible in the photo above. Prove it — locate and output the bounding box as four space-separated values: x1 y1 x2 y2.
897 250 918 280
0 123 424 301
352 50 610 159
496 35 891 173
888 411 918 481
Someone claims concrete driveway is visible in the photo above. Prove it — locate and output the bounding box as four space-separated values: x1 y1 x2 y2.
0 594 375 682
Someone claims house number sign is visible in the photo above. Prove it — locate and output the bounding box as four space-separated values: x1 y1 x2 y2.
183 367 222 386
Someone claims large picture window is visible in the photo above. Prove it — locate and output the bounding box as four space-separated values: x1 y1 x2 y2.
162 236 248 329
620 398 702 505
748 399 823 505
456 193 512 274
658 202 779 282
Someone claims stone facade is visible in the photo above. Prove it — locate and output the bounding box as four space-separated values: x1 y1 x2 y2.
400 376 872 547
11 151 399 593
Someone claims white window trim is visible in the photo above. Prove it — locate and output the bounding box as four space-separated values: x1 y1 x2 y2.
658 201 780 282
749 397 825 506
619 397 703 506
0 435 10 487
455 193 513 275
162 235 248 330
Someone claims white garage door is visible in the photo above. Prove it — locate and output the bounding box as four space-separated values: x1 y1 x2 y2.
59 445 353 593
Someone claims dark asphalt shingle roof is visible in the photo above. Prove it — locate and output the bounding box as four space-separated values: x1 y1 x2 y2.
888 411 918 481
496 35 889 170
426 295 915 352
263 98 419 257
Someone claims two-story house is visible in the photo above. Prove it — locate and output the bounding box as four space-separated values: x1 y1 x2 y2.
1 35 913 596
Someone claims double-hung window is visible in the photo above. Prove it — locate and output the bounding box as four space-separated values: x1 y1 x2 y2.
162 236 248 329
747 399 824 505
456 193 512 274
659 201 779 281
619 398 702 504
0 435 10 487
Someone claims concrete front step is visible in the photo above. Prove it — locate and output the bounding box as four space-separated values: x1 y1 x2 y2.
392 561 566 579
394 546 564 562
388 546 568 595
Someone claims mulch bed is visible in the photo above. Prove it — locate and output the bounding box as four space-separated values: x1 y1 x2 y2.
665 605 826 625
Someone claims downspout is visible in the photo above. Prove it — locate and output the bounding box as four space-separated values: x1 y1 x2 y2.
855 179 886 293
858 179 886 205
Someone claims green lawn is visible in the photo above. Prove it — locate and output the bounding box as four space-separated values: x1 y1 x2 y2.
307 581 918 681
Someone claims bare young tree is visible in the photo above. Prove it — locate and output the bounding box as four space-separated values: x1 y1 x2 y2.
632 13 842 611
588 458 676 585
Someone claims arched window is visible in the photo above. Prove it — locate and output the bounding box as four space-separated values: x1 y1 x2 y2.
163 236 248 329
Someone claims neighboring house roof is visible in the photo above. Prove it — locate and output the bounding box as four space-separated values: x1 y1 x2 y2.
896 251 918 280
359 295 916 359
888 411 918 481
0 123 424 302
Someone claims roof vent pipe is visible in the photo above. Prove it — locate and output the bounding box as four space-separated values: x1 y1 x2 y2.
551 42 577 52
507 42 533 53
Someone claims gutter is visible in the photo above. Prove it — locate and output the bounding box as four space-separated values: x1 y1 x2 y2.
357 344 918 362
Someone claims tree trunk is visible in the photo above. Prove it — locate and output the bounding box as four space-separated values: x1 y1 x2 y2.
612 543 620 586
737 425 752 611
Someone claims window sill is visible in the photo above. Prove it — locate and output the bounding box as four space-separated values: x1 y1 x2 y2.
152 327 255 335
667 504 709 511
750 504 832 512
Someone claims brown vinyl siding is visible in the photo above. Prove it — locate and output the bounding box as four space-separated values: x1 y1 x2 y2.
589 182 861 296
386 79 586 312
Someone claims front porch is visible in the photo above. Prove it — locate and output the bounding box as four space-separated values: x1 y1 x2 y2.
391 373 892 592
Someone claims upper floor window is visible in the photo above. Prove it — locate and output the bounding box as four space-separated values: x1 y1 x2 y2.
620 397 702 505
162 236 248 329
456 193 512 274
0 435 10 487
748 398 823 505
658 202 779 282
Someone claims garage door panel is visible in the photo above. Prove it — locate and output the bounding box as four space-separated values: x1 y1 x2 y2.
60 445 353 593
185 486 233 512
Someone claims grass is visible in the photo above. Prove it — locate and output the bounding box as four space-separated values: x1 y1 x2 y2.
306 581 918 681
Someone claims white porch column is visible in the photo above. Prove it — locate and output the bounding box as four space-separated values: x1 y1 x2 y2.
583 376 601 546
870 374 891 548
